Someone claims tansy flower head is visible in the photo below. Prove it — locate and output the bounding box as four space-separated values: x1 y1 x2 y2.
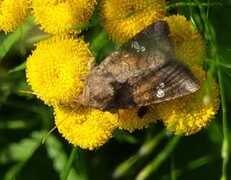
26 36 93 105
117 107 158 132
165 15 206 66
32 0 97 34
101 0 166 44
155 66 220 135
54 106 118 150
0 0 31 32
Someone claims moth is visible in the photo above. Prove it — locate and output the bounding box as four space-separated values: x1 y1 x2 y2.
77 21 200 111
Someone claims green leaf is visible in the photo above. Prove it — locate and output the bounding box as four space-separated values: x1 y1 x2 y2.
0 131 42 164
0 20 32 61
45 135 85 180
1 131 43 180
8 62 26 74
4 163 25 180
136 136 181 180
113 131 166 179
114 130 138 144
0 119 33 130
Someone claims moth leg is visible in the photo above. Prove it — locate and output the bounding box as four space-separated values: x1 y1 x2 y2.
79 75 87 81
88 57 96 70
79 57 96 82
137 106 149 118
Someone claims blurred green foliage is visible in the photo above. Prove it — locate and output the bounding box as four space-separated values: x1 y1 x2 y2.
0 0 231 180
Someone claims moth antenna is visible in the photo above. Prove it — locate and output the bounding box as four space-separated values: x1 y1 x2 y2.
79 75 87 81
147 105 153 113
88 57 96 70
148 106 160 120
117 110 121 120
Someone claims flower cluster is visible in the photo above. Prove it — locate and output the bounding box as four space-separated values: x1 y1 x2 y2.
32 0 97 34
0 0 31 32
0 0 97 33
3 0 218 150
54 106 118 150
101 0 166 44
26 36 93 105
164 15 206 66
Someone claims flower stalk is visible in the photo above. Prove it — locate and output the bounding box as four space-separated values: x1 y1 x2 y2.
190 1 229 179
61 148 78 180
136 136 181 180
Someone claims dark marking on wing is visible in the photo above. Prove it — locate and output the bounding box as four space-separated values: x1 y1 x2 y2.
131 61 199 106
137 106 149 118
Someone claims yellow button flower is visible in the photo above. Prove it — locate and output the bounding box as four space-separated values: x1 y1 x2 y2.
165 15 206 66
155 66 220 135
26 36 93 106
101 0 166 44
117 107 158 132
54 106 118 150
0 0 31 32
32 0 97 34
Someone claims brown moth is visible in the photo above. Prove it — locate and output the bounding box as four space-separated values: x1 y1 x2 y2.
77 21 200 111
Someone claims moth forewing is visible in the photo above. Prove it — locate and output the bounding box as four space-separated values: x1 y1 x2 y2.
77 21 200 110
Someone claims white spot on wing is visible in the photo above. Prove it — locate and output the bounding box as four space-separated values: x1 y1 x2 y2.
156 89 165 98
184 81 198 92
131 41 146 53
159 82 165 88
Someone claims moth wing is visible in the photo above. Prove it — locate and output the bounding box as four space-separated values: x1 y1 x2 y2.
78 21 200 110
130 61 200 106
97 20 175 83
122 20 174 66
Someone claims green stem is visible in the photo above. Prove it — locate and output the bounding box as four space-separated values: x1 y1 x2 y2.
26 34 51 45
113 131 166 179
171 154 176 180
61 148 78 180
0 18 33 61
162 155 215 179
218 67 229 180
136 136 181 180
167 2 222 10
191 1 229 179
90 31 109 55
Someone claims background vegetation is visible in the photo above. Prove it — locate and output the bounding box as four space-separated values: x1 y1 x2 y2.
0 0 231 179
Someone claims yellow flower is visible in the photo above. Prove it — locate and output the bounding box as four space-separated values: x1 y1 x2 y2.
26 35 93 106
117 107 158 132
54 106 118 150
32 0 97 34
101 0 166 44
0 0 31 32
164 15 206 66
155 66 220 135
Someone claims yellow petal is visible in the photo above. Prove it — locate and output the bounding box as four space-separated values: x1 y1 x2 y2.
26 35 93 105
101 0 166 44
32 0 97 34
54 106 118 150
0 0 31 32
165 15 206 66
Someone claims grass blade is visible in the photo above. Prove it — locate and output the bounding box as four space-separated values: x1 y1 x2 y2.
61 148 78 180
136 136 181 180
0 19 33 61
113 131 166 179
